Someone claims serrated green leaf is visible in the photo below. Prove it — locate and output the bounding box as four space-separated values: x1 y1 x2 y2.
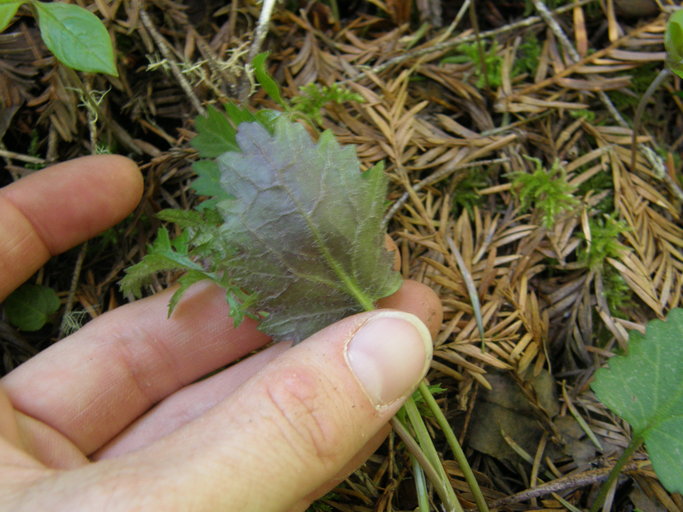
4 283 60 331
33 2 117 76
0 1 23 32
191 160 233 208
215 118 402 342
191 106 239 158
592 309 683 494
120 227 208 297
252 52 286 107
155 208 206 229
666 9 683 79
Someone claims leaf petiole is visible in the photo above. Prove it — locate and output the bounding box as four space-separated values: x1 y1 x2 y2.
589 436 643 512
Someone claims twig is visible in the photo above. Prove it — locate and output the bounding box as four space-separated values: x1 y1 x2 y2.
238 0 279 103
530 0 629 127
489 461 641 508
58 241 87 339
383 153 511 228
531 0 682 202
340 0 598 85
0 149 46 165
140 9 205 116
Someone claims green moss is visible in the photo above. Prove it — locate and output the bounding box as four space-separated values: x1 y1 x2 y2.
578 214 629 270
452 167 487 216
442 41 503 89
509 157 579 228
513 34 542 77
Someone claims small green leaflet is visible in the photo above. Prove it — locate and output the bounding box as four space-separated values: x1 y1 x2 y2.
666 9 683 79
592 309 683 494
33 1 117 76
215 117 402 341
0 1 22 32
4 283 60 331
252 52 286 107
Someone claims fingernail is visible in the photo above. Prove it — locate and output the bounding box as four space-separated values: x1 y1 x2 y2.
345 311 433 408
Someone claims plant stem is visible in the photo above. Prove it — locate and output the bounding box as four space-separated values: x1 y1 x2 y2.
589 436 643 512
418 382 490 512
391 414 459 511
630 68 671 171
412 456 430 512
360 302 467 509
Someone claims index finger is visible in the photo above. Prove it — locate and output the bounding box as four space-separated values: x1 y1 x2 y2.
0 155 143 300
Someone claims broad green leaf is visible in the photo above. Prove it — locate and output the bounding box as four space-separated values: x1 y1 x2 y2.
33 1 117 76
252 52 286 107
4 283 60 331
215 118 402 342
592 309 683 494
0 1 22 32
666 9 683 78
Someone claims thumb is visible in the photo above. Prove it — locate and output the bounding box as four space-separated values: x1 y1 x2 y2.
100 310 432 511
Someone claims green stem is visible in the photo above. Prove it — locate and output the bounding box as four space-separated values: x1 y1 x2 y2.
630 68 671 171
391 414 459 511
361 300 466 510
412 455 430 512
404 397 463 511
418 382 490 512
589 436 643 512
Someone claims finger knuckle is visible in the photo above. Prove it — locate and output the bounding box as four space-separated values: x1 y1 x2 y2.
261 366 346 468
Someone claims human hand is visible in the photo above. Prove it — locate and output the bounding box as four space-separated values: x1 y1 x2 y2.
0 155 442 511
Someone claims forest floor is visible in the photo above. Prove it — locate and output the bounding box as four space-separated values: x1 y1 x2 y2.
1 0 682 510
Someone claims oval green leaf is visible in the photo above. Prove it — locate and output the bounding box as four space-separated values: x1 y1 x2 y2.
0 1 23 33
665 9 683 79
592 309 683 494
252 52 286 107
33 1 117 76
4 283 61 331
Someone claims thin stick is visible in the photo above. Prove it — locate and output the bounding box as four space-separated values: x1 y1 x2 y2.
59 241 87 339
490 460 641 508
530 0 629 128
340 0 597 85
140 9 205 116
382 156 510 227
0 149 46 165
238 0 278 103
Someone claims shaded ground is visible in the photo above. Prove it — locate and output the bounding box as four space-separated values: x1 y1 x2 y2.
1 0 682 510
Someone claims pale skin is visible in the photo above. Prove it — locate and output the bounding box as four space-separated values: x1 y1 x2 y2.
0 155 442 511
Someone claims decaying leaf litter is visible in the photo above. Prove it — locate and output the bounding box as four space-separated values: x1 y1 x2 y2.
1 0 682 509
